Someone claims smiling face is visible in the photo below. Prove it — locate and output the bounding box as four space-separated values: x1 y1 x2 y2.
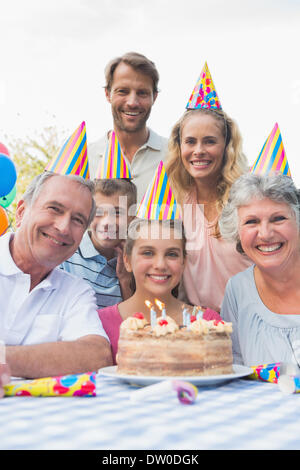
105 62 157 134
89 191 130 253
124 223 185 299
14 175 92 272
180 112 226 186
238 197 300 272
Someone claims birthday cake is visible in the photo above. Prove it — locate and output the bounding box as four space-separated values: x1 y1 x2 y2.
116 312 233 377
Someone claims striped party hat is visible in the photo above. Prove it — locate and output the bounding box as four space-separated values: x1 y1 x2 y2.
136 161 181 220
45 122 89 179
250 123 291 177
95 130 131 179
186 62 222 110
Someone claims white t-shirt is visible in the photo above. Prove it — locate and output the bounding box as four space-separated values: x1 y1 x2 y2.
0 233 109 346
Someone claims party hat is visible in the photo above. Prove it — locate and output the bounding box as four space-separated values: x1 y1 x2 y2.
250 123 291 177
136 161 181 220
95 131 131 179
186 62 222 110
45 122 89 179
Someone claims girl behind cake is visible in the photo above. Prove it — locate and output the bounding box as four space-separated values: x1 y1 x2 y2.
98 218 222 364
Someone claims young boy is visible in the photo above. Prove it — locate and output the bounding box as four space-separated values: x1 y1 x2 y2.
61 179 137 309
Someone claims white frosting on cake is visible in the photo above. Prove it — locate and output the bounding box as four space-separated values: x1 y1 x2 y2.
152 319 179 337
121 316 148 331
120 314 232 335
190 318 232 334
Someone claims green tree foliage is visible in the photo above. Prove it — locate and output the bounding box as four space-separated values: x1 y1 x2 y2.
5 125 67 228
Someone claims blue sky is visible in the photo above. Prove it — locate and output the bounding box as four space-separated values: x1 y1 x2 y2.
1 0 300 183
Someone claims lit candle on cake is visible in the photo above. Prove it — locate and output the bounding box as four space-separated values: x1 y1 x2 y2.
155 299 166 319
186 313 191 330
196 306 204 321
191 306 197 319
182 304 189 326
145 300 156 329
190 306 198 325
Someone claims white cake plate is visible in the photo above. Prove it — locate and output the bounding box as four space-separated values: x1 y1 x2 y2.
98 364 253 387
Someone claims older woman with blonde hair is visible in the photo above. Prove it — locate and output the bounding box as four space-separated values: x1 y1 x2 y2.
219 172 300 366
165 107 252 311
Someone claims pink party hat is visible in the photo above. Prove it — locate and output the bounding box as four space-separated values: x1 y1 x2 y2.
45 122 89 179
95 131 131 179
136 161 181 220
186 62 222 110
250 123 291 177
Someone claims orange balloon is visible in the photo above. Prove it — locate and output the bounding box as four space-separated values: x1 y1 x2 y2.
0 206 9 236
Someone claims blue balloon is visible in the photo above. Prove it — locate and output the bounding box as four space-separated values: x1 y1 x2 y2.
0 153 17 197
0 184 16 208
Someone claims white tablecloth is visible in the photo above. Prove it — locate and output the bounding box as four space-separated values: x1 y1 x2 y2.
0 374 299 450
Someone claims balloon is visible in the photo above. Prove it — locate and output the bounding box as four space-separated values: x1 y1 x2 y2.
0 184 16 208
0 142 9 157
0 206 9 236
0 154 17 197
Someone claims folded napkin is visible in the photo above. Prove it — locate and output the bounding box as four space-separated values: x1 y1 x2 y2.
4 372 96 397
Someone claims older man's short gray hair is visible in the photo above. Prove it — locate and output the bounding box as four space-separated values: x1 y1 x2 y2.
219 172 300 254
23 172 96 226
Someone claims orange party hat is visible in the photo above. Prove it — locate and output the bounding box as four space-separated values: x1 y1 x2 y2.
95 131 131 179
45 122 89 179
136 161 181 220
186 62 222 110
250 123 291 177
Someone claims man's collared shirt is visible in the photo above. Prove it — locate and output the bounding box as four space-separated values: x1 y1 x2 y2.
88 128 168 202
0 232 109 346
61 231 122 310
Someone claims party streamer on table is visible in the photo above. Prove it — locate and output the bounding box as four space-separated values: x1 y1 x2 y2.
4 372 96 397
130 379 198 405
248 362 299 384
